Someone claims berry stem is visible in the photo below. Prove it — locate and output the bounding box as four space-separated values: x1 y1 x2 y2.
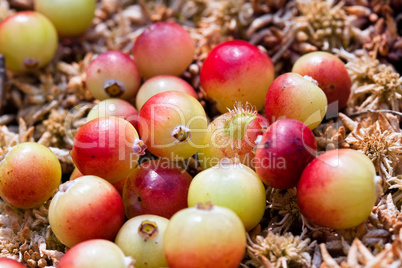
138 220 158 240
133 139 147 155
104 79 125 97
172 125 191 142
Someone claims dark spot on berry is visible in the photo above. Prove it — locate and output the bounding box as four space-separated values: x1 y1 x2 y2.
292 137 301 145
137 196 142 202
91 155 95 158
97 68 101 73
264 141 270 148
293 137 304 151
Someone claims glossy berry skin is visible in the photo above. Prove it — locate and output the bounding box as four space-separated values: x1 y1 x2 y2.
86 51 141 101
164 203 246 268
115 215 169 268
58 239 134 268
138 91 207 160
135 75 198 111
188 160 266 231
69 167 127 197
123 160 192 219
0 142 61 209
132 22 195 78
200 40 274 113
254 119 317 189
199 105 269 169
265 72 327 130
34 0 96 37
112 177 127 197
49 176 125 248
292 51 351 111
71 117 144 183
0 11 58 73
87 98 139 130
0 258 26 268
297 149 378 229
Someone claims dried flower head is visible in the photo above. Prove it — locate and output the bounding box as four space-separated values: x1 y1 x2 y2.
182 0 255 60
372 193 399 231
0 118 34 161
36 109 69 148
84 0 148 54
269 0 373 69
335 49 402 113
294 0 348 50
246 231 316 268
314 121 349 151
266 188 318 234
320 239 372 268
362 7 401 63
0 200 65 267
320 233 402 268
340 112 402 182
57 53 94 106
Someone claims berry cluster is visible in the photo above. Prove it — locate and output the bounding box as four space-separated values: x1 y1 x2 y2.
0 2 380 267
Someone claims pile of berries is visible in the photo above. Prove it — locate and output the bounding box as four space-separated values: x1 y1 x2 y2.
0 1 379 267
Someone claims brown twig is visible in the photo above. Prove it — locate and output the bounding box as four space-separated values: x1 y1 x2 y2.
349 109 402 118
